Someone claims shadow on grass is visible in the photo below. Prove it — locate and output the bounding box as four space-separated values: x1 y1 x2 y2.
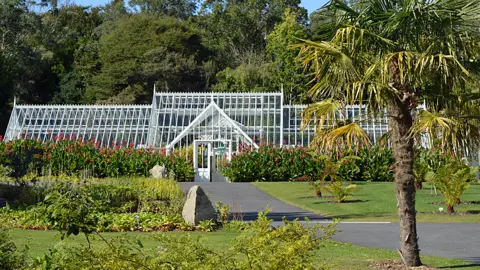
312 199 369 204
438 263 480 269
466 210 480 214
319 212 390 220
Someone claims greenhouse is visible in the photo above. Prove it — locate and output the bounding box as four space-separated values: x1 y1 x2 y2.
4 91 389 182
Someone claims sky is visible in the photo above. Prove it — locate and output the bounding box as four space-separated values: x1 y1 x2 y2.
74 0 328 15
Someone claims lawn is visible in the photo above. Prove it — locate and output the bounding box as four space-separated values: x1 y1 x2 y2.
252 182 480 223
8 229 479 270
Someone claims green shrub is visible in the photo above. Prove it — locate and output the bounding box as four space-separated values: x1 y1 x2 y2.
0 180 187 233
425 161 476 213
413 146 459 189
221 144 325 182
215 201 230 224
31 210 337 270
0 229 27 270
319 181 358 203
0 139 193 181
43 183 100 239
335 146 395 182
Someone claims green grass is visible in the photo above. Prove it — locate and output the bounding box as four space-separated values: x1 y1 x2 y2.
252 182 480 222
8 229 480 269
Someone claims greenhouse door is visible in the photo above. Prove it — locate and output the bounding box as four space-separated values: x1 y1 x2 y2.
193 140 230 182
194 141 211 182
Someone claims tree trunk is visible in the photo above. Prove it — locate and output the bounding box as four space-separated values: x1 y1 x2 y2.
388 98 422 267
447 205 454 213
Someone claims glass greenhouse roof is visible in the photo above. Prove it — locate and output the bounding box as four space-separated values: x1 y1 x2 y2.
4 92 390 149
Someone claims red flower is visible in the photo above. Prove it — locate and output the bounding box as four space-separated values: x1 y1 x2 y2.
144 159 148 163
107 159 111 163
389 165 394 170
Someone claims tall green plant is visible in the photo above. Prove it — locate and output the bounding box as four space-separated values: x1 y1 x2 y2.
425 163 476 213
297 0 480 265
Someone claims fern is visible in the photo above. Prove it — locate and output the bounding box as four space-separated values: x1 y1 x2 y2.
425 162 476 213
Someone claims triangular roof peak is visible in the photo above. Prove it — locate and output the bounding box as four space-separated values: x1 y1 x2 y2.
166 101 259 149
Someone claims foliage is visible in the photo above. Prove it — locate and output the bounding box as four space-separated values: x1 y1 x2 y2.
413 146 455 189
0 207 195 233
0 179 189 233
29 210 336 270
296 0 480 260
87 14 211 103
197 219 217 232
212 59 276 93
198 0 308 68
0 138 194 181
221 143 325 182
425 162 476 213
319 182 359 203
128 0 197 19
215 201 230 224
266 9 309 104
43 183 99 239
230 210 336 270
335 145 395 182
0 229 27 270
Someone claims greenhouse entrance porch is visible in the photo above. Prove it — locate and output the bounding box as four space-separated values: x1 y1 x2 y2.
193 140 231 182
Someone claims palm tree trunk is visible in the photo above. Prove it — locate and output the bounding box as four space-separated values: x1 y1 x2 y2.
388 98 422 267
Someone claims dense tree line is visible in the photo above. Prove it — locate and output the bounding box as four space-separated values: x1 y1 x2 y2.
0 0 328 134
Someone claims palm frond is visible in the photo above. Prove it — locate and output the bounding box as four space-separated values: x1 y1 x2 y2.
301 99 341 130
314 121 371 152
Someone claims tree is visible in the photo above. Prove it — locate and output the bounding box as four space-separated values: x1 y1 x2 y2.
196 0 308 69
0 0 47 133
266 9 309 104
212 60 276 93
128 0 197 20
86 14 211 103
296 0 480 266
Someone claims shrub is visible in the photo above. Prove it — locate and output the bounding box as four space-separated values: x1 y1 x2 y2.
0 179 187 232
0 138 193 181
43 183 99 239
319 181 358 203
413 146 459 189
0 229 27 270
335 146 395 182
425 162 476 213
221 144 325 182
31 210 337 270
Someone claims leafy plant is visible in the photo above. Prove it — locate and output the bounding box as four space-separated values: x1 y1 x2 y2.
215 201 230 224
311 155 359 198
320 181 358 203
197 219 217 232
0 138 193 181
0 229 27 270
425 162 476 213
221 143 325 182
43 183 99 239
28 210 337 270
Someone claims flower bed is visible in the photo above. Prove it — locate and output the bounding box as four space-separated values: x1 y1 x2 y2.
0 137 193 181
221 144 326 182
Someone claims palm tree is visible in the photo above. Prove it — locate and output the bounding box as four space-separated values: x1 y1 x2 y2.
296 0 480 266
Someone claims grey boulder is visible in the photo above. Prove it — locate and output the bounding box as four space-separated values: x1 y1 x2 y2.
182 186 216 225
149 165 167 179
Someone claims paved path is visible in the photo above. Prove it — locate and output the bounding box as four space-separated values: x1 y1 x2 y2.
179 182 327 221
179 182 480 264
